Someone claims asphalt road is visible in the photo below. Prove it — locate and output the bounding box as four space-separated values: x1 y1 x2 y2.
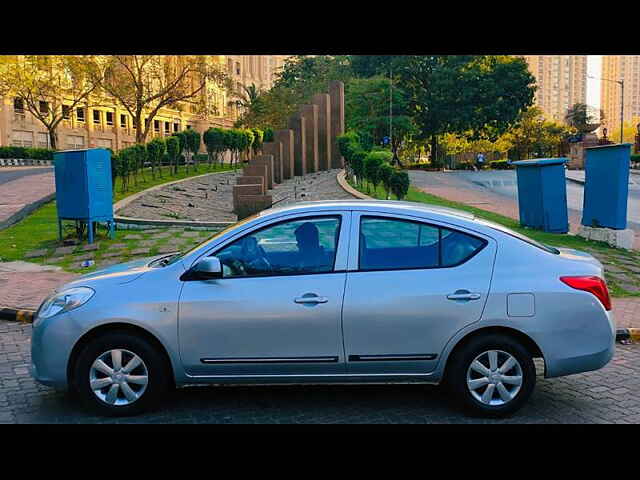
0 167 53 187
411 170 640 232
2 319 639 424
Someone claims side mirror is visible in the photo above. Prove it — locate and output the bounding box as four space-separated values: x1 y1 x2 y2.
185 256 222 281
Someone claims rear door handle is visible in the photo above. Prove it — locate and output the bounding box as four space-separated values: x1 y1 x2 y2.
294 294 328 304
447 292 481 301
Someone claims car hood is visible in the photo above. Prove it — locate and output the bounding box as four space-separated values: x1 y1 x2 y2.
66 254 173 288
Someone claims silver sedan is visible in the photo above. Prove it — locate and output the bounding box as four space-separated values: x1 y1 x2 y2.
30 200 616 417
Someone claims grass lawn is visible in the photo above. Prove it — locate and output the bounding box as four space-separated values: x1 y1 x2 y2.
351 178 640 298
0 163 231 267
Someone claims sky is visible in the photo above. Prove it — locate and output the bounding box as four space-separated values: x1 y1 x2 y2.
586 55 601 110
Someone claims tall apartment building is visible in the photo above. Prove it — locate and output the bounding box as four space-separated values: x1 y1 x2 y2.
601 56 640 132
0 55 289 152
522 55 588 123
224 55 288 120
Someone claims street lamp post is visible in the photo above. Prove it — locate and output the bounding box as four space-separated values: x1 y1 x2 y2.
589 74 624 143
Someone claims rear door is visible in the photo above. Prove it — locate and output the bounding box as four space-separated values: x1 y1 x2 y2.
342 211 496 375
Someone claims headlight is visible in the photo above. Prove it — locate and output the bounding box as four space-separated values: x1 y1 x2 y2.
37 287 95 320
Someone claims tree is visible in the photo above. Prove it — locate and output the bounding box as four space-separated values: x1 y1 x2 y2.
395 55 536 161
165 136 180 175
172 132 187 174
185 128 201 171
364 150 392 193
242 129 254 163
236 55 352 130
204 127 228 169
345 76 418 165
251 128 264 155
565 103 601 134
501 106 573 160
85 55 226 144
608 119 640 145
146 138 166 179
379 163 394 199
389 170 410 200
0 55 99 149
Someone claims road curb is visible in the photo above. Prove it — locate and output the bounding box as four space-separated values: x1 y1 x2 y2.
616 328 640 343
0 307 35 323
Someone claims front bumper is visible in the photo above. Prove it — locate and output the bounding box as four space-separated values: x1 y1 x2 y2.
30 312 78 389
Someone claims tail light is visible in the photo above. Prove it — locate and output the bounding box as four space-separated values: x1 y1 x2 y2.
560 276 612 311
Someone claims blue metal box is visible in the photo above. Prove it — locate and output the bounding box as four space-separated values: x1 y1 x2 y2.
53 148 114 243
512 158 569 233
581 143 631 230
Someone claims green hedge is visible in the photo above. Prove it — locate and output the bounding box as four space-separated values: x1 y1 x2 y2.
631 154 640 165
489 159 514 170
0 146 55 160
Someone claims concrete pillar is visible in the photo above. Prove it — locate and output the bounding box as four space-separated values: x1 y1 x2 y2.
287 113 306 177
233 183 265 212
242 164 268 192
250 154 274 190
329 80 345 169
300 104 319 173
312 93 331 171
274 129 294 180
263 141 283 184
235 194 273 220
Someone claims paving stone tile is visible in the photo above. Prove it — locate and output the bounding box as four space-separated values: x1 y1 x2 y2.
54 246 76 256
130 248 149 256
80 244 99 252
123 235 142 240
24 249 48 259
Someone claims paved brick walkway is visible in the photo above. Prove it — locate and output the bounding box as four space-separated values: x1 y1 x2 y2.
1 318 639 424
0 169 55 230
0 271 79 311
118 169 351 222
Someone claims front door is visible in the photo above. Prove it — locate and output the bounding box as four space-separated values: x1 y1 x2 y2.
342 212 496 376
178 212 350 377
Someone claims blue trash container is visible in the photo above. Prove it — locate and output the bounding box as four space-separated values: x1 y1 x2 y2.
54 148 114 244
511 158 569 233
581 143 631 230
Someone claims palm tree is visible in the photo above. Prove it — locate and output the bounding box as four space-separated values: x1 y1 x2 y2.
565 103 601 134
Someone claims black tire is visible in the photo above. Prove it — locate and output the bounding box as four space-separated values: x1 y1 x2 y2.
446 333 536 418
72 331 170 417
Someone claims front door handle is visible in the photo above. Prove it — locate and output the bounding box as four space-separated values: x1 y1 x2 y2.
294 294 328 304
447 291 481 301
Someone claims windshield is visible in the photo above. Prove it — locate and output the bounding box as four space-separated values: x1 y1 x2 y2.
477 219 560 255
155 214 261 267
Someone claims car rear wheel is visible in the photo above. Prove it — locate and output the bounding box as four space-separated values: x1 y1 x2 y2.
447 334 536 417
73 331 170 417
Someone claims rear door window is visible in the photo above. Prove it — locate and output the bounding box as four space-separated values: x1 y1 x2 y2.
359 216 486 271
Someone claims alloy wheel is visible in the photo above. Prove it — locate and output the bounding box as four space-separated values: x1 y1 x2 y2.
89 349 149 406
466 350 523 406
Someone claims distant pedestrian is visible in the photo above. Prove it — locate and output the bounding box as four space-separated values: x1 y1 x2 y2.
476 153 485 169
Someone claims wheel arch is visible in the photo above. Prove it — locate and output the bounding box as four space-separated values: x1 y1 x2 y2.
66 322 176 390
441 325 545 380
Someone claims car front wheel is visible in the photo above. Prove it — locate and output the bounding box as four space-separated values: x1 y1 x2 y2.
73 331 170 417
447 334 536 417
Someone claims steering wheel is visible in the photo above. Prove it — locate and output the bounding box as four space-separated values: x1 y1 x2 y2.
239 237 273 275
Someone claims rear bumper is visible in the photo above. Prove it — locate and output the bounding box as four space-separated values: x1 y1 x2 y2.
544 310 616 378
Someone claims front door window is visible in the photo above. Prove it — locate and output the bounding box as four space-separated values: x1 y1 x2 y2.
214 216 341 277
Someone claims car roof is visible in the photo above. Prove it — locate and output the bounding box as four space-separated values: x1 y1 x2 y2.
260 200 476 223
